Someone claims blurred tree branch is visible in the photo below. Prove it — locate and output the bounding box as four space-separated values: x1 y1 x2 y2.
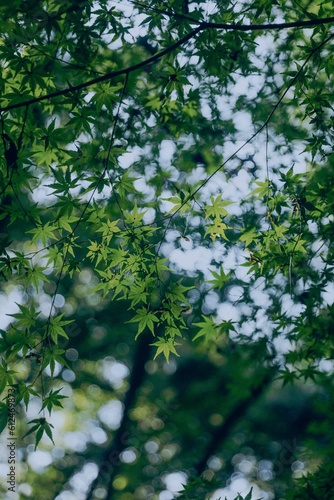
86 331 152 500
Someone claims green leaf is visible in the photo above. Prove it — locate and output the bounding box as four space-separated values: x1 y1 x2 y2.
40 389 67 415
47 314 73 344
151 338 181 362
0 360 16 393
7 303 39 329
162 191 192 215
28 223 58 245
250 179 270 198
277 367 299 387
208 267 231 289
23 418 55 450
128 307 159 337
239 227 258 247
205 217 231 241
17 384 39 411
96 218 120 244
116 169 139 199
90 82 123 112
244 488 255 500
25 265 49 291
40 347 70 376
193 316 218 342
204 194 233 218
124 202 146 225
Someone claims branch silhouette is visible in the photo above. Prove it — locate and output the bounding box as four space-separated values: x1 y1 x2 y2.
85 332 152 500
1 17 334 113
194 366 277 476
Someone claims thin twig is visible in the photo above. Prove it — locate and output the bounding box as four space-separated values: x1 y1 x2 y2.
169 33 334 219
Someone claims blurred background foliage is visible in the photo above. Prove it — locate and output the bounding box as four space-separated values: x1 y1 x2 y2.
0 0 334 499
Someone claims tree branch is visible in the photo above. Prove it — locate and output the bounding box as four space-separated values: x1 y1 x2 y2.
201 16 334 31
85 332 152 500
1 17 334 113
0 27 202 113
194 366 277 476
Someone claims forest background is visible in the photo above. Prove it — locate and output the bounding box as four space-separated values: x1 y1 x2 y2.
1 0 334 499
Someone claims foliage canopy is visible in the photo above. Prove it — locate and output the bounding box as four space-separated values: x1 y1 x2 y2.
1 0 334 499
